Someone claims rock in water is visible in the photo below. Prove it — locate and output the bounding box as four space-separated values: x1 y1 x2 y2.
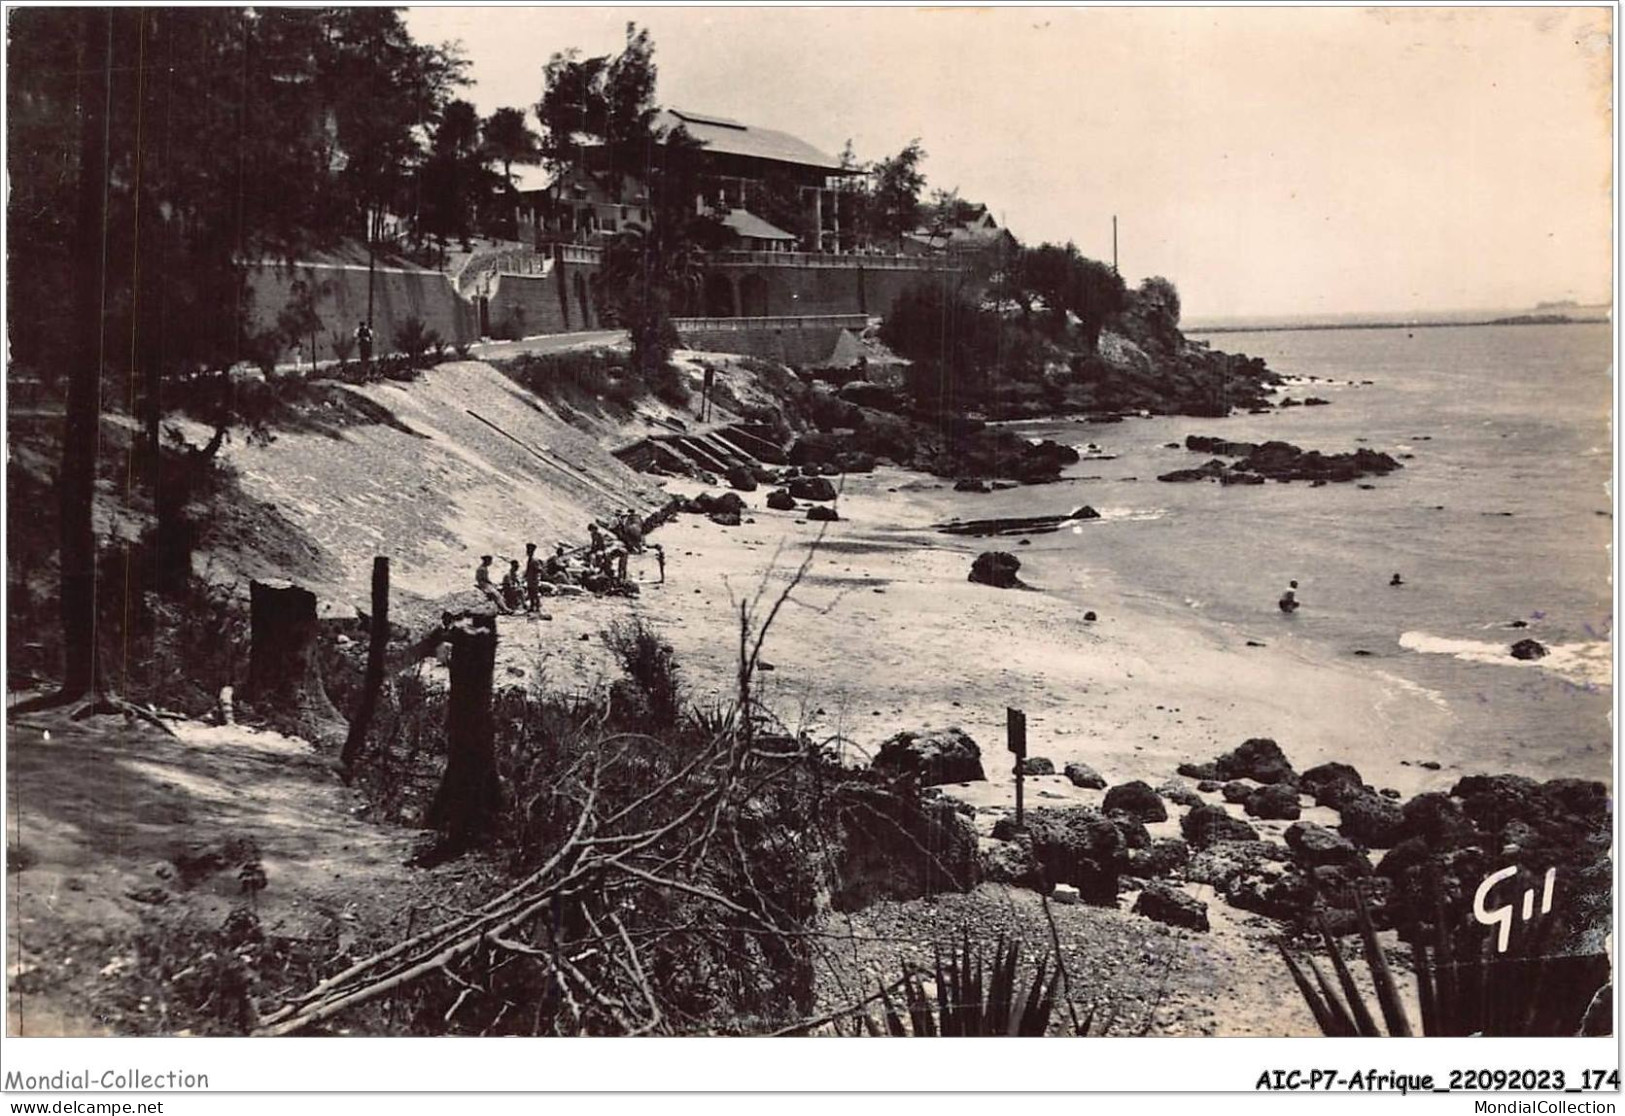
1181 804 1260 849
871 726 986 786
1103 780 1169 823
1511 638 1549 660
1019 756 1055 776
1244 783 1303 821
968 551 1022 589
1133 882 1210 932
1064 762 1107 789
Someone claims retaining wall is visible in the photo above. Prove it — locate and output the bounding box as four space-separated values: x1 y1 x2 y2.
245 261 478 359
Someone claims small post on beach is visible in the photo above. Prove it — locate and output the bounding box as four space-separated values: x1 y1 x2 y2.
1007 706 1027 829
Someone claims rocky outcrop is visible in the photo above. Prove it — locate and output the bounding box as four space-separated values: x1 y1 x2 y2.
1159 439 1402 485
968 551 1022 589
1130 838 1191 879
871 726 986 786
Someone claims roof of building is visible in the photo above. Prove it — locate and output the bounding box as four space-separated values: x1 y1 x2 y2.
659 108 849 173
722 209 796 241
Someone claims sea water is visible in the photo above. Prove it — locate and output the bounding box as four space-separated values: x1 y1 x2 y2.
968 322 1613 782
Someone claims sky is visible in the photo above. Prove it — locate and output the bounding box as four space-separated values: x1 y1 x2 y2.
404 5 1614 320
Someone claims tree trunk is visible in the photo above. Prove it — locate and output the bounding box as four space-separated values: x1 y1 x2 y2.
58 9 113 699
243 579 344 746
426 613 502 850
340 557 390 777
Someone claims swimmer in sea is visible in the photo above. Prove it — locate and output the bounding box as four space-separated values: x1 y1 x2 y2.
1278 579 1300 614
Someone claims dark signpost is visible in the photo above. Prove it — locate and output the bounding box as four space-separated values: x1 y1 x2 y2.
1007 706 1027 829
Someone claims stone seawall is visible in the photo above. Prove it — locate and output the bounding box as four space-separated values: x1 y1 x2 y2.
246 261 478 359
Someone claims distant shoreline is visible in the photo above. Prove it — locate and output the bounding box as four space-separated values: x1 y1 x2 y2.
1186 314 1610 336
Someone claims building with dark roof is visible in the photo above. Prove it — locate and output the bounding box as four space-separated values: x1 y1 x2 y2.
517 108 862 254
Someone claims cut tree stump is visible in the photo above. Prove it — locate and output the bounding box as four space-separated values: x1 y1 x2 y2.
242 579 345 747
424 612 503 854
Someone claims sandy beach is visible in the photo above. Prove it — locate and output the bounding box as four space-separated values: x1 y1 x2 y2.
498 465 1462 808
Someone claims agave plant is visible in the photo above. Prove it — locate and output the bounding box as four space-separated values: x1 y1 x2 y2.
833 932 1109 1037
1281 888 1611 1037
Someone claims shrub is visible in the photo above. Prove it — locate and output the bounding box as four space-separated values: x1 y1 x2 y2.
393 316 441 367
603 617 682 730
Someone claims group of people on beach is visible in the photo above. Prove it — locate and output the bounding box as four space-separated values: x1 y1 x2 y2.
473 510 664 615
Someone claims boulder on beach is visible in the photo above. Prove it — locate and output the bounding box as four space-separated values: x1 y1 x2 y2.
725 464 757 492
1132 882 1210 932
1299 762 1367 809
980 835 1042 889
806 505 839 522
871 726 986 786
1196 780 1222 793
1398 791 1476 846
787 475 838 502
1109 813 1152 850
1184 839 1291 891
1177 761 1221 782
1071 505 1101 520
1181 804 1260 849
765 489 796 511
1158 779 1203 809
829 785 979 912
1214 738 1297 785
1244 783 1302 821
954 478 990 493
1131 838 1191 880
1221 780 1255 804
1000 807 1126 905
708 509 742 526
1284 822 1367 869
1511 638 1549 661
1064 762 1107 790
1103 780 1168 823
968 551 1022 589
1018 756 1055 776
1337 791 1406 848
